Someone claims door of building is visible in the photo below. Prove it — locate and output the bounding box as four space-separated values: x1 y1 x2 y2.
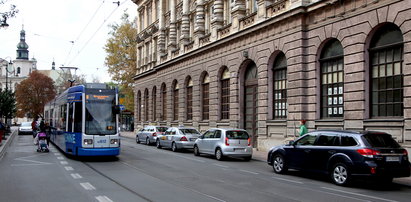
244 63 258 148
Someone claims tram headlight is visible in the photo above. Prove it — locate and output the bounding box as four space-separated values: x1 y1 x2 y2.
110 139 119 144
84 139 93 145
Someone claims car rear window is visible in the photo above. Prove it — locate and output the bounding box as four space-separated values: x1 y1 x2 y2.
156 127 168 132
226 131 249 139
21 122 31 127
362 133 400 148
180 129 200 135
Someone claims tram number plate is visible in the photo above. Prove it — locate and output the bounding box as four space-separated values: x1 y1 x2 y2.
386 156 400 162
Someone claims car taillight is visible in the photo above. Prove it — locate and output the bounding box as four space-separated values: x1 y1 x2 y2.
403 149 408 156
247 138 251 146
370 167 377 174
180 136 188 141
152 132 157 137
225 137 229 146
357 148 380 158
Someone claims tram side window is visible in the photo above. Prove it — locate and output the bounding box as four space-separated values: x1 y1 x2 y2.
60 105 67 131
74 102 82 133
68 103 74 132
50 109 54 127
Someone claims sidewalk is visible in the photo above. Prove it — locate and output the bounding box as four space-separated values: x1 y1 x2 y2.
120 131 411 187
0 128 17 159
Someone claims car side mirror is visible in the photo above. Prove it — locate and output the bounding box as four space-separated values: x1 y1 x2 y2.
199 135 204 139
112 106 121 114
288 140 295 146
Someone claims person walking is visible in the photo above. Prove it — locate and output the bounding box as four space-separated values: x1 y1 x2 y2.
297 119 308 137
31 117 38 138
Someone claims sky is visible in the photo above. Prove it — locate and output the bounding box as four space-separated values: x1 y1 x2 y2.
0 0 137 83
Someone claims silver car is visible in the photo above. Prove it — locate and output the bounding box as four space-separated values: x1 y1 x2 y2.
136 126 168 145
193 128 253 161
18 122 33 135
156 127 201 152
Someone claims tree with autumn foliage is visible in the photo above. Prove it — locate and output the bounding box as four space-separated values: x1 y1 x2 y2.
104 11 136 111
15 71 56 118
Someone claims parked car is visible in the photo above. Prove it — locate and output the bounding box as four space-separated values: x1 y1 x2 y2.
267 130 411 186
136 126 168 145
156 127 201 152
18 122 33 135
193 128 253 161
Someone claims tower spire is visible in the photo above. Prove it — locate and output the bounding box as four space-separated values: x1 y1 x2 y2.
16 24 29 60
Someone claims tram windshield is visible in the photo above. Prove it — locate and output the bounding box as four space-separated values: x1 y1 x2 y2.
85 90 117 135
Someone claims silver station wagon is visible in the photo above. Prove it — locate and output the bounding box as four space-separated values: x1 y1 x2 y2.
136 126 168 145
193 128 253 161
156 127 201 152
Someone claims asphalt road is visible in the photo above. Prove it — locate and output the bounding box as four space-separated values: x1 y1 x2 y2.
1 133 410 202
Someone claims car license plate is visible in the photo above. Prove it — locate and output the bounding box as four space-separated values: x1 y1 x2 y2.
190 138 197 141
234 148 245 152
386 156 400 162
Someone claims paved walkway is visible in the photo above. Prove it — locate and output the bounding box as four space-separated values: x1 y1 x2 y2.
120 131 411 187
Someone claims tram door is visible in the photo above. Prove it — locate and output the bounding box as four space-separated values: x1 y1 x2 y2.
244 63 258 148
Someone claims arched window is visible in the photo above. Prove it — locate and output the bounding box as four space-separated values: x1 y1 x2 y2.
161 83 167 121
370 24 403 117
273 52 287 119
144 89 149 121
173 81 179 121
152 86 157 121
186 77 193 120
202 73 210 120
137 91 142 121
320 39 344 118
220 67 230 120
17 67 21 74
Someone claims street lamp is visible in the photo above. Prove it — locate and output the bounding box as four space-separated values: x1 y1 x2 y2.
0 14 9 29
1 57 14 92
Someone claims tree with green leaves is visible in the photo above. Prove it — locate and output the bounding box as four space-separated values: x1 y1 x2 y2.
0 88 16 124
104 11 137 111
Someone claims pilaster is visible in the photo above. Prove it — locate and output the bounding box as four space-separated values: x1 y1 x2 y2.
231 0 246 31
169 0 177 50
181 0 190 45
194 0 205 46
211 0 224 41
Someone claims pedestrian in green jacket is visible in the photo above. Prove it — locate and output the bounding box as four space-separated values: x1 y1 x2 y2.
297 119 308 137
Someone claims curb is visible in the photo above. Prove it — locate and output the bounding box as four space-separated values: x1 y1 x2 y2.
0 129 16 160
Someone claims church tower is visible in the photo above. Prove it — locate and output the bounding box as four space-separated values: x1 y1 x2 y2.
16 26 29 60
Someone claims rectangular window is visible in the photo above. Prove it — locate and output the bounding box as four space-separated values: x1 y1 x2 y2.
153 90 157 120
162 89 167 120
221 79 230 119
145 93 149 121
274 68 287 119
202 83 209 120
173 89 179 120
186 87 193 120
321 58 344 118
371 47 403 117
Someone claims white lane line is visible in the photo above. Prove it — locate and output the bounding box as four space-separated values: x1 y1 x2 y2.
80 182 96 190
54 153 61 156
178 155 206 163
64 166 74 171
272 176 303 184
71 173 83 179
96 196 113 202
239 169 259 175
57 157 64 160
214 163 229 168
322 187 398 202
60 161 68 165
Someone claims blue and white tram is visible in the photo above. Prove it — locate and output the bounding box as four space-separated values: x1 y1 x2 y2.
44 84 120 156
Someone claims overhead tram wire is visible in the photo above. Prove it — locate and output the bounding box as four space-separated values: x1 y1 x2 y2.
64 0 106 65
66 0 127 66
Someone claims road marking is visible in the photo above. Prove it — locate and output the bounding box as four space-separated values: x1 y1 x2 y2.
322 187 398 202
57 157 64 160
272 176 303 184
178 155 206 163
60 161 68 165
96 196 113 202
71 173 82 179
65 166 74 171
214 163 229 168
54 153 61 156
11 154 53 166
80 182 96 190
239 169 259 175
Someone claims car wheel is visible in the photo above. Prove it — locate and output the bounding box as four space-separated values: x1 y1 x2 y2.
171 142 178 152
146 137 150 145
331 163 351 186
136 136 140 144
193 145 200 156
156 140 162 149
215 148 224 161
272 154 288 174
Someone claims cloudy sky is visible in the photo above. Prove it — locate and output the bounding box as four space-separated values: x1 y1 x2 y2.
0 0 137 82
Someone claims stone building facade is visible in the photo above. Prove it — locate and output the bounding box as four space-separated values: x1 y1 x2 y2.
132 0 411 151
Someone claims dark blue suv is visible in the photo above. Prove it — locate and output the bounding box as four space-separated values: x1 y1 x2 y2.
267 130 410 186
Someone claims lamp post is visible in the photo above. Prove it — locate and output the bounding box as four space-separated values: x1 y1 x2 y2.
0 14 9 29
